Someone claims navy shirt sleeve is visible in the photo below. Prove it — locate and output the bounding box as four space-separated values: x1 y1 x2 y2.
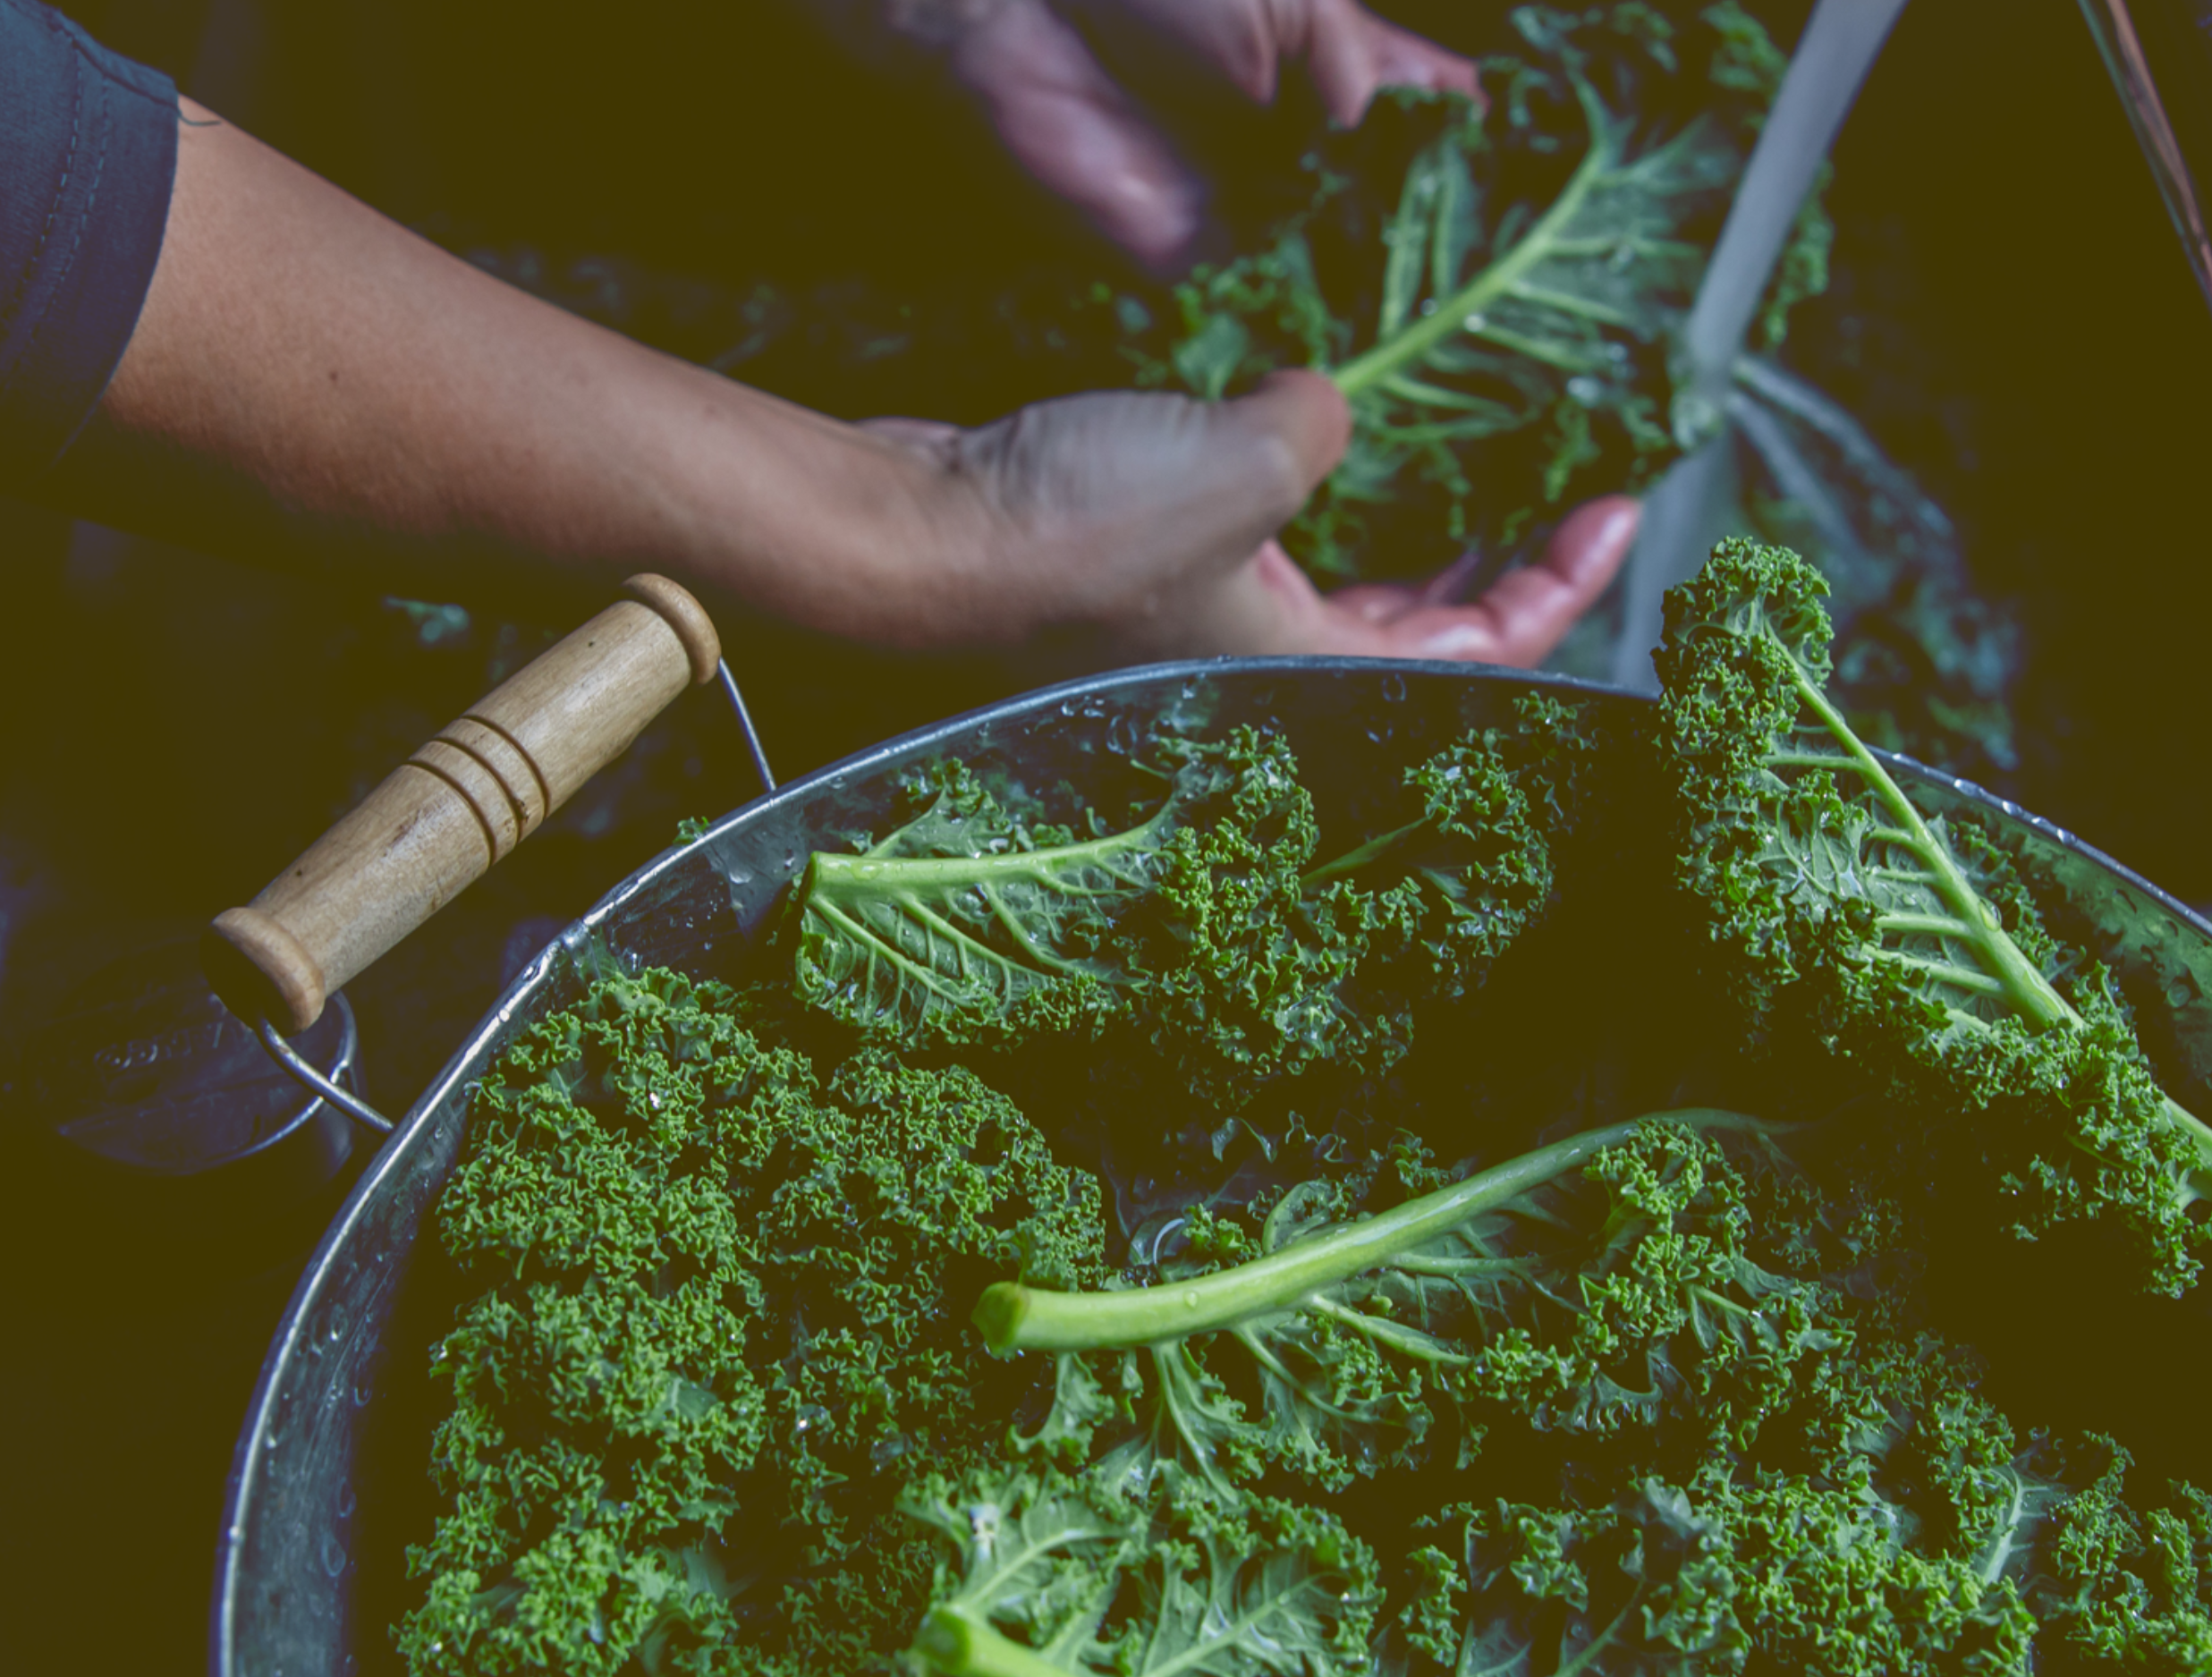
1 0 178 487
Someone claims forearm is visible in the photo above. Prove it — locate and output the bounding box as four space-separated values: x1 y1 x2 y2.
41 97 963 642
30 89 1610 673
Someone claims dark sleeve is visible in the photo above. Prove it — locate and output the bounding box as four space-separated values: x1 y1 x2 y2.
0 0 178 487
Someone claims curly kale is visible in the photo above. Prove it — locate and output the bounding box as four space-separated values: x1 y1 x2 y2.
2025 1437 2212 1673
979 1114 1847 1496
1390 1481 1750 1676
903 1466 1378 1677
1121 3 1826 583
789 722 1558 1107
1385 1420 2212 1677
396 970 1106 1677
786 739 1264 1049
399 620 2212 1677
1655 538 2212 1294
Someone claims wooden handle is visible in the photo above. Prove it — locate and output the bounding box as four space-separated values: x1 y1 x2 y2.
204 575 720 1033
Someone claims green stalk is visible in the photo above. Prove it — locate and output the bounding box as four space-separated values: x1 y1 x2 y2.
1784 661 2077 1030
1784 650 2212 1176
1330 95 1618 401
914 1609 1066 1677
813 823 1156 901
976 1109 1759 1354
1975 1469 2037 1589
1300 812 1432 890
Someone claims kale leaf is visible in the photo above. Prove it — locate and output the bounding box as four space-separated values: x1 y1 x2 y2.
396 971 1107 1676
789 721 1560 1109
1123 3 1826 583
1655 538 2212 1294
903 1467 1378 1677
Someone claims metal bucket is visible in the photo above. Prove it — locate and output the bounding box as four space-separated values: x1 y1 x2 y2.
209 657 2212 1677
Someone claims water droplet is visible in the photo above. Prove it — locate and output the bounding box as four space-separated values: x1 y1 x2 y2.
321 1534 347 1578
352 1378 374 1408
335 1480 356 1519
1183 1290 1200 1309
1462 312 1486 331
1379 673 1407 704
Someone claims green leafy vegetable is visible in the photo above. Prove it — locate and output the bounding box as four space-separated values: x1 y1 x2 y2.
789 722 1559 1106
903 1468 1378 1677
1127 3 1826 582
983 1115 1843 1495
396 971 1106 1675
400 558 2212 1677
1656 537 2212 1294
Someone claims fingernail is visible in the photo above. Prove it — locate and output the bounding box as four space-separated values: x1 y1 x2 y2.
1412 623 1491 660
1567 497 1641 582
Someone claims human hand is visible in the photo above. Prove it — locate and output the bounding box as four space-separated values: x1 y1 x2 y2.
859 369 1636 668
57 90 1624 682
892 0 1480 270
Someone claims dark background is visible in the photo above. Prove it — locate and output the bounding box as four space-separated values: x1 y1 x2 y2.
1 2 2208 1673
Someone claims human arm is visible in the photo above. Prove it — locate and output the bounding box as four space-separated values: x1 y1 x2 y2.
37 92 1056 651
33 91 1629 666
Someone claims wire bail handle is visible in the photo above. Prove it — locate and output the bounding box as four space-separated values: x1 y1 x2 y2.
209 582 775 1134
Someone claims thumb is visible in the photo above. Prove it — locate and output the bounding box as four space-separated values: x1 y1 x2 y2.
1114 366 1348 585
1139 368 1347 569
1223 368 1352 504
964 368 1347 580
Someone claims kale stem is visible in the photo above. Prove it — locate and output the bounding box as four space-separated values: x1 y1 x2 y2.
1305 1295 1474 1365
1875 912 1974 940
1787 653 2212 1180
806 897 987 999
1786 660 2081 1030
1330 94 1617 401
915 1609 1066 1677
812 832 1148 901
1867 951 2007 1000
2159 1094 2212 1173
1977 1469 2033 1588
1301 812 1433 889
1865 826 1940 861
975 1111 1761 1353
